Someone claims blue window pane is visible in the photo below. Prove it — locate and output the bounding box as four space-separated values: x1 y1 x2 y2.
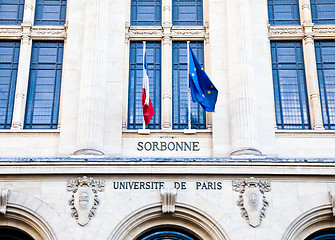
270 41 310 129
0 41 20 129
173 0 203 26
131 0 161 26
311 235 335 240
172 41 206 129
311 0 335 24
128 42 161 129
0 0 24 25
268 0 300 25
315 41 335 129
139 230 196 240
24 41 64 129
34 0 67 25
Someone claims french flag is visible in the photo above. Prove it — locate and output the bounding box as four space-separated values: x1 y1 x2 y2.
142 42 155 125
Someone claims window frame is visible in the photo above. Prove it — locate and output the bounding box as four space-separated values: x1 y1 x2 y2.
24 41 64 129
270 41 311 130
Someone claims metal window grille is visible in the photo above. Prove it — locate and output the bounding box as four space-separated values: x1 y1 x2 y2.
311 0 335 24
172 41 206 130
0 0 24 25
172 0 203 26
315 41 335 129
34 0 67 25
131 0 161 26
24 41 64 129
128 41 161 129
267 0 300 25
0 41 20 129
270 41 310 129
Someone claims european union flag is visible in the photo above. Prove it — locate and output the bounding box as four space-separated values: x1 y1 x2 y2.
189 46 218 112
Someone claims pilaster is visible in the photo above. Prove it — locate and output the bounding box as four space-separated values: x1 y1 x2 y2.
73 0 108 157
226 0 262 157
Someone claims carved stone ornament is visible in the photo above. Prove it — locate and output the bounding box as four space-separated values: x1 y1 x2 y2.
313 26 335 36
161 188 177 214
268 25 304 38
0 188 9 215
329 190 335 216
232 177 271 227
67 176 105 226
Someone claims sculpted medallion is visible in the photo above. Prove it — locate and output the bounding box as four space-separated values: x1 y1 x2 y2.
232 177 271 227
67 176 105 226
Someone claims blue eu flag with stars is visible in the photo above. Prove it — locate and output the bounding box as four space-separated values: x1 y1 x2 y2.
189 46 218 112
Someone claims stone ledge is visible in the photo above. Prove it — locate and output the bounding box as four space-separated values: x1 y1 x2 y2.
0 158 334 175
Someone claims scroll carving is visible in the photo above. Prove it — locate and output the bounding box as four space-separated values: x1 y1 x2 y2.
67 176 105 226
232 177 271 227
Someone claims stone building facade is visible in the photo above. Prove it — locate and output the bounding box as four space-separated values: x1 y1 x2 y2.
0 0 335 239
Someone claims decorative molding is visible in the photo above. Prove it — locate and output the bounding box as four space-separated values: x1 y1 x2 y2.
329 191 335 216
128 27 163 39
313 26 335 38
172 28 205 36
0 188 9 215
31 27 66 39
232 177 271 227
161 188 177 214
301 4 310 9
67 176 105 226
268 25 304 39
0 27 22 38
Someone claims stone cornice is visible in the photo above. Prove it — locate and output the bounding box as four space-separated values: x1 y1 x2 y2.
127 26 206 40
268 25 304 39
0 159 335 175
0 26 22 39
268 24 335 40
128 26 164 39
31 26 67 40
313 25 335 38
171 26 206 39
0 25 66 40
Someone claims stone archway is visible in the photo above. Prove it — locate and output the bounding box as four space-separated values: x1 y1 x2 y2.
0 190 72 240
281 204 335 240
109 202 230 240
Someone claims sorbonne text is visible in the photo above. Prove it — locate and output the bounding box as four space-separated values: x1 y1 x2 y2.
137 141 200 151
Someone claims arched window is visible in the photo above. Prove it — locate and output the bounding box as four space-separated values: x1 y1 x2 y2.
0 227 34 240
137 229 199 240
305 229 335 240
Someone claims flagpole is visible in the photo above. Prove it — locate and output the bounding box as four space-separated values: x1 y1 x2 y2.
187 41 191 130
143 41 146 130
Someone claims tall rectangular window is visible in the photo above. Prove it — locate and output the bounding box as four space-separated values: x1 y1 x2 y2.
271 41 310 129
0 41 20 129
172 0 203 26
267 0 300 25
128 42 161 129
311 0 335 24
0 0 24 25
34 0 67 25
315 41 335 129
24 41 64 129
131 0 161 26
172 41 206 129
